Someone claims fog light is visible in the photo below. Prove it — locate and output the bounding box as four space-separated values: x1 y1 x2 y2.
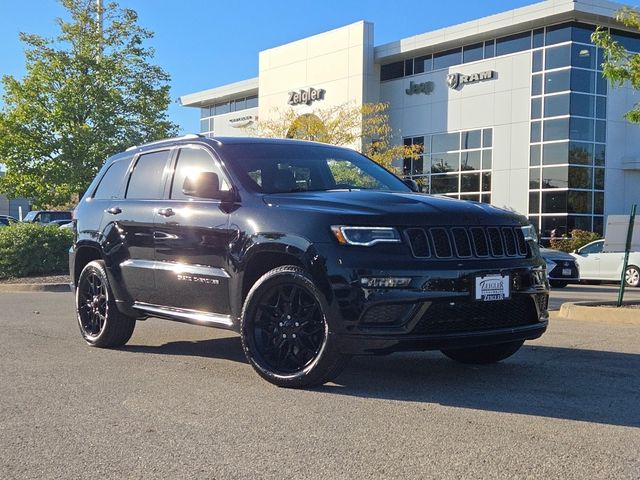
360 277 411 288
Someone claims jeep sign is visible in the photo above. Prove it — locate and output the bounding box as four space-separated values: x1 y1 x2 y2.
405 81 434 95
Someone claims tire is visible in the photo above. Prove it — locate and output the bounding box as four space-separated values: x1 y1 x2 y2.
624 265 640 288
240 265 350 388
76 260 136 347
549 280 568 288
441 340 524 365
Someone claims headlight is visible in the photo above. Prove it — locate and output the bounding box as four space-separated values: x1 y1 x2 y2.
330 226 401 246
521 224 538 243
545 258 557 272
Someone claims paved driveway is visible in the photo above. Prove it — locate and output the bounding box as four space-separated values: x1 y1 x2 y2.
1 292 638 479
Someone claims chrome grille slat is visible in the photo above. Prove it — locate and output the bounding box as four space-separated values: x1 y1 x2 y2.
405 226 528 260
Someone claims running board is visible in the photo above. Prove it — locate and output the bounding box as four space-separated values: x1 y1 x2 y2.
132 302 235 329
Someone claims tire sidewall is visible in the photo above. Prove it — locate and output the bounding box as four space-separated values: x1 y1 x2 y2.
76 260 112 345
240 266 337 387
625 266 640 287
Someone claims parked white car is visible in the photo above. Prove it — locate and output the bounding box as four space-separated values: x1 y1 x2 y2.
570 240 640 287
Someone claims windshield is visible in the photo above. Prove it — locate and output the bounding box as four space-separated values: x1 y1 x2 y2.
222 143 411 194
23 211 37 222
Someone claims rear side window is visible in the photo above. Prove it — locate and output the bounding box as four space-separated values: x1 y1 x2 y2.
51 212 71 220
94 159 131 200
170 147 229 200
126 150 170 199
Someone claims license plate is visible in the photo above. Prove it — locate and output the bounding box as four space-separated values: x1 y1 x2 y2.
562 268 572 276
475 274 510 301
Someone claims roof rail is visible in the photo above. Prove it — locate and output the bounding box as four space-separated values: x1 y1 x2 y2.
125 133 205 152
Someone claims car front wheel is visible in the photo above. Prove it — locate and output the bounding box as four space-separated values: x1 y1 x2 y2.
76 260 136 347
441 340 524 364
240 266 349 388
625 265 640 287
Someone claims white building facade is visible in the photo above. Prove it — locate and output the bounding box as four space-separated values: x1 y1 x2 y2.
179 0 640 239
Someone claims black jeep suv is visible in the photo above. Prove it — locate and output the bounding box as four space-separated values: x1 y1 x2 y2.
70 135 549 387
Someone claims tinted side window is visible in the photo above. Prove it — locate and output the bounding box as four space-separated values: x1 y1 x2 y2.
170 147 229 200
581 242 603 254
94 159 132 200
126 151 170 199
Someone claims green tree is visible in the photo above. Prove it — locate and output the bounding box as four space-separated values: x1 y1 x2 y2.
593 8 640 123
250 102 421 177
0 0 177 208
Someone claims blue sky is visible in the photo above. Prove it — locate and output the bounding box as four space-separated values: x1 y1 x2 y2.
0 0 536 133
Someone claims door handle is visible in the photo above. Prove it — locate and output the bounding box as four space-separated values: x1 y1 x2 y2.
158 207 175 217
105 206 122 215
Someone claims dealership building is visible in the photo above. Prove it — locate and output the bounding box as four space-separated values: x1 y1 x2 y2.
179 0 640 239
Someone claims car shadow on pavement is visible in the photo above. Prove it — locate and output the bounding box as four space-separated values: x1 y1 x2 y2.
120 336 248 363
121 338 639 428
323 345 640 428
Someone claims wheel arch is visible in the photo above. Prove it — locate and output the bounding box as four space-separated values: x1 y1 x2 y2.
72 243 103 286
231 234 332 319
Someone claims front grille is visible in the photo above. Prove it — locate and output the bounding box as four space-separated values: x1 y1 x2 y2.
412 296 538 334
405 225 529 259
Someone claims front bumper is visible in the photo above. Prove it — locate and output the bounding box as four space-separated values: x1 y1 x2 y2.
311 242 549 354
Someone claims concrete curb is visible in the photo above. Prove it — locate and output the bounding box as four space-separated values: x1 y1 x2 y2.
558 301 640 323
0 283 72 293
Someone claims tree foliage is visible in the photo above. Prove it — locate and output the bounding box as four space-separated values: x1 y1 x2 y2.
0 0 177 208
250 102 421 176
592 7 640 123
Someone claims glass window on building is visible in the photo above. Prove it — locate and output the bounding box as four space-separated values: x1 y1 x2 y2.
484 40 495 59
496 31 531 56
433 48 462 70
381 61 404 81
414 55 432 74
463 43 483 63
246 95 258 108
404 129 492 202
545 44 571 70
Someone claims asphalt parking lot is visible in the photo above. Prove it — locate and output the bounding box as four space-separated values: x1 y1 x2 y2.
1 291 638 479
548 283 640 310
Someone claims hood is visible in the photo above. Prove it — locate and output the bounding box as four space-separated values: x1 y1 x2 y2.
540 248 575 261
262 190 525 226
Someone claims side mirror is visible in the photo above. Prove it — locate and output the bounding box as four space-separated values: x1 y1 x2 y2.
404 179 419 192
183 171 231 200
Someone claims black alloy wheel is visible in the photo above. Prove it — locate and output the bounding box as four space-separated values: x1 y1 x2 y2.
78 271 107 337
252 283 325 374
241 266 349 388
76 260 136 347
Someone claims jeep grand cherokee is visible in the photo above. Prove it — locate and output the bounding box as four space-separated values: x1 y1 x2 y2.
70 135 549 387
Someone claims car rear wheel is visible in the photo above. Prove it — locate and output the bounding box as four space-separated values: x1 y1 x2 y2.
240 266 350 388
549 280 568 288
441 340 524 364
625 266 640 288
76 260 136 347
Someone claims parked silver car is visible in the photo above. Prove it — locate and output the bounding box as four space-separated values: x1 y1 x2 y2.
571 240 640 287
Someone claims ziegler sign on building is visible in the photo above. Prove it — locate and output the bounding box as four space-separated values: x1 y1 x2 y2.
288 87 326 106
447 70 496 89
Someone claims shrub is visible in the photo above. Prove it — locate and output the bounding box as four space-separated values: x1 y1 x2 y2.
549 229 602 253
0 223 73 279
